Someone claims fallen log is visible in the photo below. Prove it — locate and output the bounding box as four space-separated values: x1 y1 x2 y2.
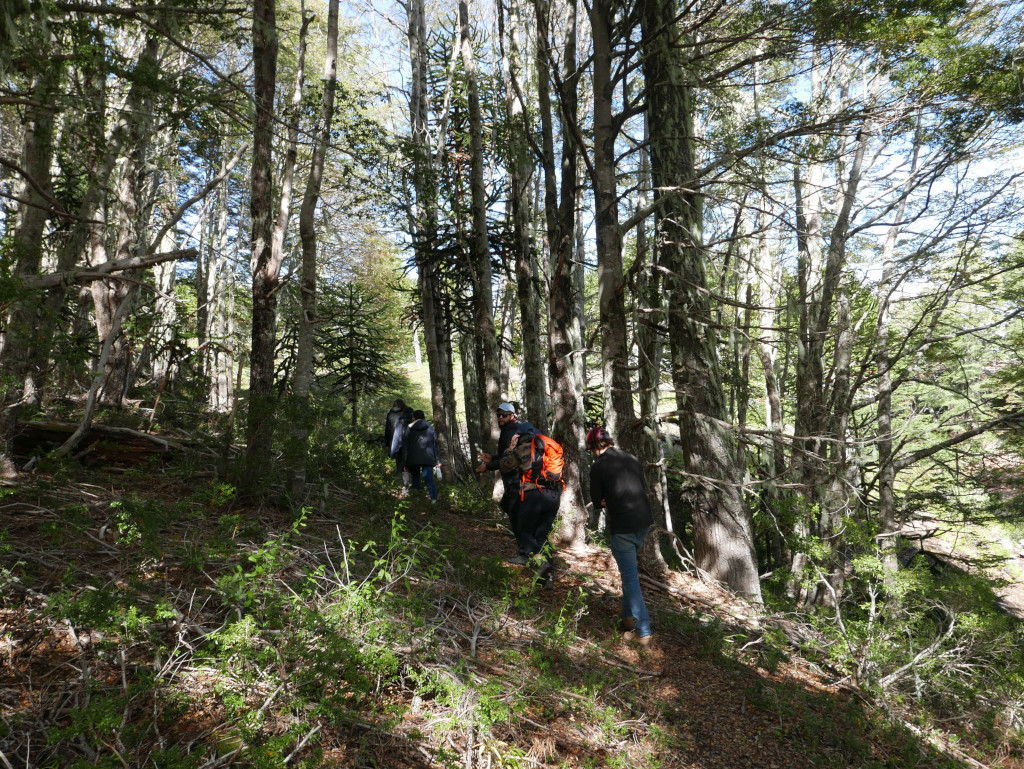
14 421 190 467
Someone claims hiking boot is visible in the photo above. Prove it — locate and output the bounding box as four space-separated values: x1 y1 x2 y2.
623 630 653 648
506 554 528 565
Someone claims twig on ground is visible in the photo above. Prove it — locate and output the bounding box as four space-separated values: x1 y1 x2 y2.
284 724 321 764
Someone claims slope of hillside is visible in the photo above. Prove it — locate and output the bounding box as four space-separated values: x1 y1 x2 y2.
0 447 1019 768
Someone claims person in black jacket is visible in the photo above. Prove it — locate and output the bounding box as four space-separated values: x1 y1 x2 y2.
400 410 441 503
588 426 654 647
383 399 414 474
474 402 522 538
509 422 559 586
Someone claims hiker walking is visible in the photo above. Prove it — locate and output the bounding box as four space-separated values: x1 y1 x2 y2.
385 399 411 466
400 410 441 504
384 398 414 476
508 423 563 588
474 402 522 540
587 426 654 648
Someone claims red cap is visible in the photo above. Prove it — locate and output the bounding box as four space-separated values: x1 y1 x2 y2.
586 426 610 444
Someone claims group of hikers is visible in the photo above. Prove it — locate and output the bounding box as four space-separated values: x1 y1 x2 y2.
384 401 442 503
383 398 654 648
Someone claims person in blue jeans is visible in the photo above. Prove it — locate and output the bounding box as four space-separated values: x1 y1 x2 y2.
400 410 441 503
587 426 654 647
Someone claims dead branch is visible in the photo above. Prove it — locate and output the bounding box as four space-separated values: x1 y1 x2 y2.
20 248 198 289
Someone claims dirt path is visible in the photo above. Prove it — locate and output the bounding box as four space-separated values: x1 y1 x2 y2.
423 499 918 769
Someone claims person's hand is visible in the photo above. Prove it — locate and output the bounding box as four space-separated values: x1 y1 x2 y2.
475 463 487 474
509 434 519 448
479 452 492 463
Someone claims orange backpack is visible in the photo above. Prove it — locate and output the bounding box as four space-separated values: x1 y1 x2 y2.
518 431 564 496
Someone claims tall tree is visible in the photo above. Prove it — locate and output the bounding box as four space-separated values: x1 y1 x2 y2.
633 114 670 574
589 0 636 448
640 0 762 601
0 40 61 476
288 0 340 496
406 0 460 469
536 0 588 543
245 0 281 486
459 0 501 447
499 0 547 431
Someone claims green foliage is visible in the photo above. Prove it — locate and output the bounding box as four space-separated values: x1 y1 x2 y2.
804 543 1024 750
215 509 264 540
199 480 237 508
0 527 20 601
45 575 176 644
318 432 394 492
6 427 1021 766
47 582 122 631
540 587 589 649
107 494 179 553
806 0 968 47
316 281 405 399
214 509 310 621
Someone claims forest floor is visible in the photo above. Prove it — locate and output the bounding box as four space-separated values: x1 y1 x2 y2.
0 445 1021 768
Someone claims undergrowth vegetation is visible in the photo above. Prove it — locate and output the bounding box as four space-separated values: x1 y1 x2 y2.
0 431 1021 767
803 554 1024 756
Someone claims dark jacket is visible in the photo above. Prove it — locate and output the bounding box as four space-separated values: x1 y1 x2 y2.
384 405 413 458
485 419 520 475
589 447 653 535
401 419 440 467
485 418 523 498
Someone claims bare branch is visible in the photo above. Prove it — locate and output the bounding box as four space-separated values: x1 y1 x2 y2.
893 412 1024 472
21 248 198 289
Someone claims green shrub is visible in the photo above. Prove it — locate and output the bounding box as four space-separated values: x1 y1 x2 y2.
808 546 1024 752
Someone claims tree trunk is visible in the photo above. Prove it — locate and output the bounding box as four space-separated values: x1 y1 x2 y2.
0 59 60 475
97 99 157 404
536 0 586 545
28 37 149 411
818 290 854 604
590 0 635 448
208 180 232 403
641 0 761 601
753 177 786 570
459 0 501 448
791 98 870 604
271 12 312 276
877 121 921 578
499 0 546 431
79 35 164 409
54 283 142 459
497 282 515 396
634 118 670 575
461 333 484 459
288 0 339 497
245 0 281 487
408 0 459 469
148 135 181 390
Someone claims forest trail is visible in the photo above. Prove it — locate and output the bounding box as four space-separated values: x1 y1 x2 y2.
423 494 845 769
341 478 1007 769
